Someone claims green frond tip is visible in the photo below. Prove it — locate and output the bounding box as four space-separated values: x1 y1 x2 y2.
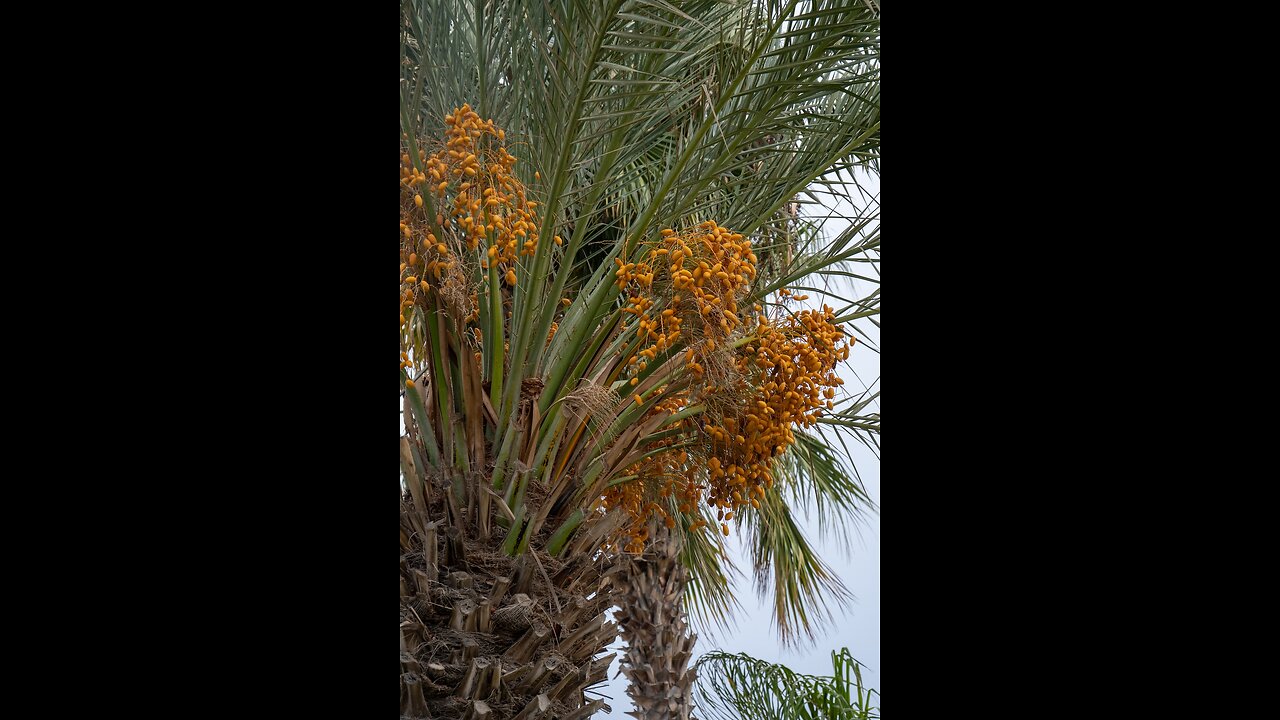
774 428 878 551
737 478 852 648
546 508 585 556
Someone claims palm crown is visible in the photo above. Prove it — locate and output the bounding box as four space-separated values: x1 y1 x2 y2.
400 1 878 716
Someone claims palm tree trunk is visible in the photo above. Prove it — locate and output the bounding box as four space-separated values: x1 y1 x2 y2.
616 526 698 720
399 472 619 719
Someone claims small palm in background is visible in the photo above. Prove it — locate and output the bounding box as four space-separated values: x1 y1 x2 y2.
695 647 880 720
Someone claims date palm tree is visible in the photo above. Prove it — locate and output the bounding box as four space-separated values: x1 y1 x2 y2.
399 1 879 717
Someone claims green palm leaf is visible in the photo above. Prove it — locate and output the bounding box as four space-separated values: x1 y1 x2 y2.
694 647 880 720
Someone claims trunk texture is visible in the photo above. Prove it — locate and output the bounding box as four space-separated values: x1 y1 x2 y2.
616 529 698 720
400 473 619 719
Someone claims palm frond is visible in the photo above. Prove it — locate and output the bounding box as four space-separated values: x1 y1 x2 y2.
737 477 850 647
693 647 880 720
679 499 743 636
775 427 876 549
